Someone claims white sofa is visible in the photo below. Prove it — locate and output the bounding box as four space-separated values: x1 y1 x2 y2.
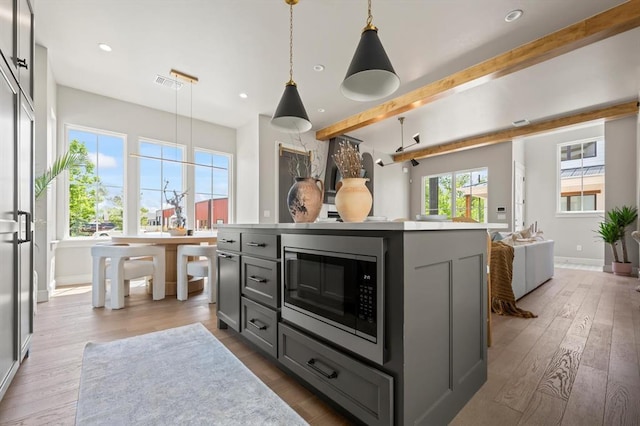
510 240 555 300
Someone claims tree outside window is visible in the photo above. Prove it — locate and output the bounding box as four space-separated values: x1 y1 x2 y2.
423 168 488 222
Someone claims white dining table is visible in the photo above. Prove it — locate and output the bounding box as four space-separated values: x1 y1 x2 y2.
111 234 218 296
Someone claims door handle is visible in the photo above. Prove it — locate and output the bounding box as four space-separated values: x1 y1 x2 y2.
217 253 234 259
246 242 266 247
17 210 31 244
248 276 267 283
220 238 235 243
16 58 28 69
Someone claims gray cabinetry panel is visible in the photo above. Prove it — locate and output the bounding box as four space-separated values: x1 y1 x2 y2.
216 251 240 331
241 297 278 358
216 231 240 252
279 323 393 426
242 233 279 258
241 256 279 309
0 0 13 67
0 59 18 402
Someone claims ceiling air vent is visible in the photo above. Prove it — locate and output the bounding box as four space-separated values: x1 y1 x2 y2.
154 74 183 90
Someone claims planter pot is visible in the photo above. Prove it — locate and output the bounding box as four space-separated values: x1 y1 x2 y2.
335 178 372 223
287 177 324 223
612 261 632 276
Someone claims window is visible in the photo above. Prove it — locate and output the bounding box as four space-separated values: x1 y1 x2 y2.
67 127 124 237
558 139 604 212
423 168 488 222
560 141 596 161
139 140 184 232
193 149 231 230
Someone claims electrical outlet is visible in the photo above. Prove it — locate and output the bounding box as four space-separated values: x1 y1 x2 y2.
576 245 582 251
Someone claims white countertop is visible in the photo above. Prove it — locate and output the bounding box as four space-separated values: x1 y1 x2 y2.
220 221 508 231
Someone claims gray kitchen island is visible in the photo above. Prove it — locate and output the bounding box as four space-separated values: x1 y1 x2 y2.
215 221 502 425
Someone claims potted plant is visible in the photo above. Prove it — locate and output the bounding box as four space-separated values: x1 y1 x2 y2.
596 205 638 276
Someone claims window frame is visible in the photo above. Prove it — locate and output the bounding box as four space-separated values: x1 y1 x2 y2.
421 167 489 222
556 137 605 216
192 147 232 230
63 124 127 239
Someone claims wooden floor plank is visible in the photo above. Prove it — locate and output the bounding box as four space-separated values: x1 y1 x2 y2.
517 391 566 425
561 364 607 426
603 380 640 425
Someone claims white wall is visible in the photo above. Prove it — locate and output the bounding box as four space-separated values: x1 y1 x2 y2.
604 116 638 270
409 142 513 227
54 86 236 285
34 44 58 301
359 144 410 220
523 124 604 262
236 118 259 223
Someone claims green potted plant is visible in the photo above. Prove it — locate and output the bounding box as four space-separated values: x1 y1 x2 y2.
596 205 638 276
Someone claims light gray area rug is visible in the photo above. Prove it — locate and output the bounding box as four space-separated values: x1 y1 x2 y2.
76 323 308 425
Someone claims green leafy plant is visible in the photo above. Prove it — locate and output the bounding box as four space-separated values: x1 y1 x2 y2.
595 220 622 263
595 205 638 264
35 150 87 200
607 205 638 263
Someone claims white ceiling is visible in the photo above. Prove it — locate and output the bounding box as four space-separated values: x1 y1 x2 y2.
34 0 639 155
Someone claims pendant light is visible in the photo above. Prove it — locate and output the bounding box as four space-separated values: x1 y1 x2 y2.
271 0 312 133
376 117 419 167
341 0 400 102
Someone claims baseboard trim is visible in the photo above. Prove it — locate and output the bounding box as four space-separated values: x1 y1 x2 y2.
554 256 603 266
37 289 50 303
55 274 92 286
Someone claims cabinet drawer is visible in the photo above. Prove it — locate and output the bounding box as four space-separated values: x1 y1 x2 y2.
241 297 278 358
241 257 280 309
217 231 240 252
242 233 279 258
279 323 393 426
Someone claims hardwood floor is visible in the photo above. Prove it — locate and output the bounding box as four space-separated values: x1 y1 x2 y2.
0 268 638 425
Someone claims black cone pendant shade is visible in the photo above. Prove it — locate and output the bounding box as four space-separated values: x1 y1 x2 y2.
270 0 312 133
271 81 312 133
341 24 400 101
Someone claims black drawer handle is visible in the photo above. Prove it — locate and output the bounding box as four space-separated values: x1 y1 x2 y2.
219 238 235 243
248 319 267 330
246 242 266 247
248 275 267 283
16 58 28 69
306 358 338 379
217 253 234 259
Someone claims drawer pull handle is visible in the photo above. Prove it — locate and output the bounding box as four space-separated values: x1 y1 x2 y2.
16 58 28 69
248 319 267 330
248 275 267 283
220 238 235 243
246 242 266 247
306 358 338 379
217 253 234 259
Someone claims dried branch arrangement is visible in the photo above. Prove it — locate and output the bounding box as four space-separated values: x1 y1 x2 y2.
332 141 362 179
287 134 324 178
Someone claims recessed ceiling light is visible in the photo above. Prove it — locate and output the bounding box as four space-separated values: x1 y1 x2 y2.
317 108 325 113
98 43 112 52
239 93 248 99
504 9 523 22
512 118 530 127
313 64 325 72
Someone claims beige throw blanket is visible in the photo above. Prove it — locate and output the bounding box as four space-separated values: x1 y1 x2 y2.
490 241 537 318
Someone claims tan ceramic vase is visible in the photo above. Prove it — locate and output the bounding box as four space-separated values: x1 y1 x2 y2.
335 178 372 223
287 177 324 223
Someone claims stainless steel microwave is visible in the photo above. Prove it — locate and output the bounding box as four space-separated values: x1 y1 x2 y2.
281 234 386 365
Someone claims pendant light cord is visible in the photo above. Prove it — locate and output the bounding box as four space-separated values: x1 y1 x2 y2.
289 2 294 84
367 0 373 27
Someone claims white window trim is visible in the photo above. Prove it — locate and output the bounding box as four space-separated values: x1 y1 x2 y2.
61 124 127 240
556 137 605 215
421 167 489 222
193 147 233 229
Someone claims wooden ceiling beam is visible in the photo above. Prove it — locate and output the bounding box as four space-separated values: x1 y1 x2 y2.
315 1 640 141
392 100 639 162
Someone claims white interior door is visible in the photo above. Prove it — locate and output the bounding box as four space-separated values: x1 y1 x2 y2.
514 162 525 231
